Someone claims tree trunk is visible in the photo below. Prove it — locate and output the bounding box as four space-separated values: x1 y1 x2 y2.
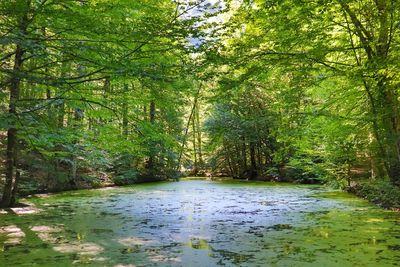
57 62 68 128
241 136 247 174
249 142 257 179
226 151 234 177
225 143 236 177
192 111 198 174
0 2 29 207
150 101 155 123
1 128 18 208
122 84 129 137
177 85 201 171
147 100 156 171
58 99 65 128
10 169 20 206
372 75 400 183
195 101 203 167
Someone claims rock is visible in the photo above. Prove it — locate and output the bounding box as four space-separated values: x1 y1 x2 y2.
53 242 104 255
118 236 155 246
31 225 62 233
6 231 25 238
11 207 41 215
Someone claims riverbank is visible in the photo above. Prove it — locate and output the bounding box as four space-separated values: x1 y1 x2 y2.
348 180 400 211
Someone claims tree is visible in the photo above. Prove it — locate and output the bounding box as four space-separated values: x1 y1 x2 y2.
0 0 207 206
201 0 400 184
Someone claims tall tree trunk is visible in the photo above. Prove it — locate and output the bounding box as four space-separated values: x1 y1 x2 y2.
122 84 129 138
257 142 262 171
249 142 257 179
57 62 68 128
379 81 400 183
241 136 247 175
10 169 20 206
192 112 197 174
58 99 65 128
143 106 147 121
0 1 30 207
225 143 236 177
195 100 203 167
147 100 156 171
150 101 155 123
42 27 53 122
226 150 234 177
1 124 18 207
177 85 201 171
69 63 85 185
375 0 400 182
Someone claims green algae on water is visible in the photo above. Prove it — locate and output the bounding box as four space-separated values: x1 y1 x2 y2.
1 180 399 266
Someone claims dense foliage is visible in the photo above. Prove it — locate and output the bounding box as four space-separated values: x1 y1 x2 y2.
1 0 400 207
204 0 400 188
0 0 217 207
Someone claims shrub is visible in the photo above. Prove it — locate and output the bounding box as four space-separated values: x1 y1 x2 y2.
349 180 400 209
113 169 138 186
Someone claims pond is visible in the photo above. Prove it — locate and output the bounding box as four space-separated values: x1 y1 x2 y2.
0 179 399 266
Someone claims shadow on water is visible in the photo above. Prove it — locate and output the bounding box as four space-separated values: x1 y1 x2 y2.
0 180 399 266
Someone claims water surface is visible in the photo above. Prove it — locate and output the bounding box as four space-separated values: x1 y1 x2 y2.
0 180 399 266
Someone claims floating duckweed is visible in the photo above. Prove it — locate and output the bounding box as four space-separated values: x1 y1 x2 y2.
0 180 399 266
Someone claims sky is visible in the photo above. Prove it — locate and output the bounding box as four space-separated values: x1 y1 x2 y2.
184 0 225 47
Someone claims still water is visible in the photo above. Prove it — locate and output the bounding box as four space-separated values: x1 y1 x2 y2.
0 179 399 266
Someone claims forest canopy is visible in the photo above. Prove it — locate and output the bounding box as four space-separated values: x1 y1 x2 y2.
1 0 400 208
